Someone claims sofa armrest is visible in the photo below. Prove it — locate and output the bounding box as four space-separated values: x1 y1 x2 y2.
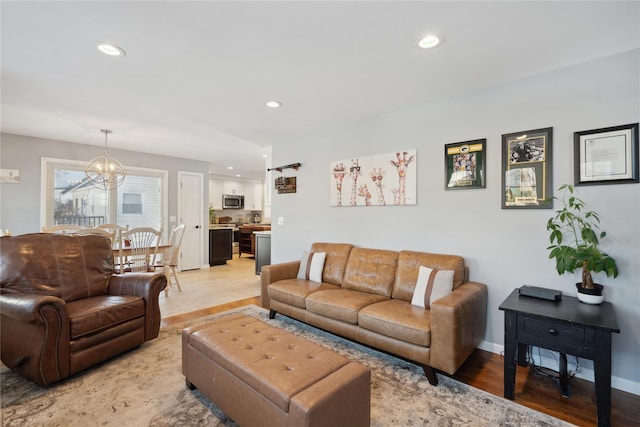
260 261 300 309
108 272 167 341
429 281 487 375
0 293 71 385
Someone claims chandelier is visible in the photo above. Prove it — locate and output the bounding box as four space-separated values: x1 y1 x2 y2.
85 129 126 190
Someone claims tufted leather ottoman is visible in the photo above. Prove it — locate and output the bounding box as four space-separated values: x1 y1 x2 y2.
182 313 371 426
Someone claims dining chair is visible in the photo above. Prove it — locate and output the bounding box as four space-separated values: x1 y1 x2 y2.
155 224 186 295
42 224 82 234
96 224 129 241
121 227 162 273
76 227 117 243
98 224 129 273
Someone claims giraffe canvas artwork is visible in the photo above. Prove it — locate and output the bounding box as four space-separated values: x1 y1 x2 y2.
330 149 417 207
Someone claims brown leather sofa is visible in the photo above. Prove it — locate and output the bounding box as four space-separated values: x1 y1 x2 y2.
261 242 487 385
0 233 167 386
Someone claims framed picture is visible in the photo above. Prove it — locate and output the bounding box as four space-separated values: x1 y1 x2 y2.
574 123 639 186
0 169 20 184
444 139 486 189
330 149 416 207
501 127 553 209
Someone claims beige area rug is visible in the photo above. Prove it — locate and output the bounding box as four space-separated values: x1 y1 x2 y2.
1 305 575 426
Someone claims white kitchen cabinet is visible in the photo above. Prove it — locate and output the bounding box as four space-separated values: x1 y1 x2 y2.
244 181 264 211
222 180 244 196
210 179 223 210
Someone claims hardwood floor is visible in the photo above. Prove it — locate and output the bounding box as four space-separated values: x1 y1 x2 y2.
161 263 639 427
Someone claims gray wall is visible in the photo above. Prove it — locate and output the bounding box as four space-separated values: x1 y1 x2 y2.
0 133 210 264
270 49 640 393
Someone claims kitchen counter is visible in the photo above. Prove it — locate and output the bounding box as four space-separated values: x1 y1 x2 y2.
238 225 271 257
209 228 233 265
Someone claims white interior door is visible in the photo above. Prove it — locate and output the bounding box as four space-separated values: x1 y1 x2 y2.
178 172 203 271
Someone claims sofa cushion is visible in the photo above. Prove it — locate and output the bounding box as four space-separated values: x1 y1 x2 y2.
269 279 339 309
0 233 113 303
297 251 326 282
392 251 465 301
358 299 431 347
342 248 398 297
67 295 145 339
310 243 353 286
411 266 454 309
306 289 388 324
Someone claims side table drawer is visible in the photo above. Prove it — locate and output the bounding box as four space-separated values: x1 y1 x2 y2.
521 316 586 349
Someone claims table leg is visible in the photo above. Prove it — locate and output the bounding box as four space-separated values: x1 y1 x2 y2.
594 331 612 427
504 311 518 400
559 353 569 397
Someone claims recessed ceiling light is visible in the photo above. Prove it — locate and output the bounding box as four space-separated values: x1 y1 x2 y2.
227 166 234 170
266 101 282 108
418 34 443 49
97 43 126 56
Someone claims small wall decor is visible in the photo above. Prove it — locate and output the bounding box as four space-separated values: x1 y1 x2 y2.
574 123 639 186
0 169 20 184
444 139 486 189
330 149 416 207
275 176 297 194
501 127 553 209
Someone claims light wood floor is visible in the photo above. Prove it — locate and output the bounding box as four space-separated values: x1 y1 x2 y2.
159 254 261 319
162 260 639 427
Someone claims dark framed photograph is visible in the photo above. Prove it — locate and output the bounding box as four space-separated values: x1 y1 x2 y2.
501 127 553 209
574 123 639 186
444 139 486 189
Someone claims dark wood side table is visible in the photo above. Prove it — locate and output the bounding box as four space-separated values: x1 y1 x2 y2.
499 289 619 427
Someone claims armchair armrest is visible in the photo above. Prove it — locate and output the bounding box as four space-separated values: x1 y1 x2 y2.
0 293 70 385
429 281 487 374
108 272 167 341
260 261 301 309
0 292 66 323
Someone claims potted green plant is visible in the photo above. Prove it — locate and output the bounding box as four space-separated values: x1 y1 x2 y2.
546 184 619 304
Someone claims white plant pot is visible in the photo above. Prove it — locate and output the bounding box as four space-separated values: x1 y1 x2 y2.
577 291 604 305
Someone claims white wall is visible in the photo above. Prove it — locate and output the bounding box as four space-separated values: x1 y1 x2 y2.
270 49 640 394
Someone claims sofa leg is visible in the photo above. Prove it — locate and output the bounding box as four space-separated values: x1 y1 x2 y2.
422 365 439 386
269 309 276 319
186 379 196 390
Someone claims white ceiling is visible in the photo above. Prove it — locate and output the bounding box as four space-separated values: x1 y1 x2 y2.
2 1 638 179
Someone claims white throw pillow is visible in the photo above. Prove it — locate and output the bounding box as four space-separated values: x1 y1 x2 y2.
297 251 326 283
411 266 454 309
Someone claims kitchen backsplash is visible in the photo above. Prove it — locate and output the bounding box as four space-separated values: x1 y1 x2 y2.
210 210 266 225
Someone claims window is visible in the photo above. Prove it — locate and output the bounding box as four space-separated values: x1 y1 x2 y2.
42 158 167 232
122 193 143 214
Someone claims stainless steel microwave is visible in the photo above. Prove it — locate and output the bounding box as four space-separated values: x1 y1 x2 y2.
222 194 244 209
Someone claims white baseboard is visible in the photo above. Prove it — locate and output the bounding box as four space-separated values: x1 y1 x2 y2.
477 340 639 396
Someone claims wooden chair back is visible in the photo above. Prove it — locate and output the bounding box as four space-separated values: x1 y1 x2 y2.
121 227 162 272
42 224 82 234
167 224 186 267
76 227 117 244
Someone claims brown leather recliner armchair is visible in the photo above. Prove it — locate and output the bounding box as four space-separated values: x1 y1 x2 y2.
0 233 167 386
